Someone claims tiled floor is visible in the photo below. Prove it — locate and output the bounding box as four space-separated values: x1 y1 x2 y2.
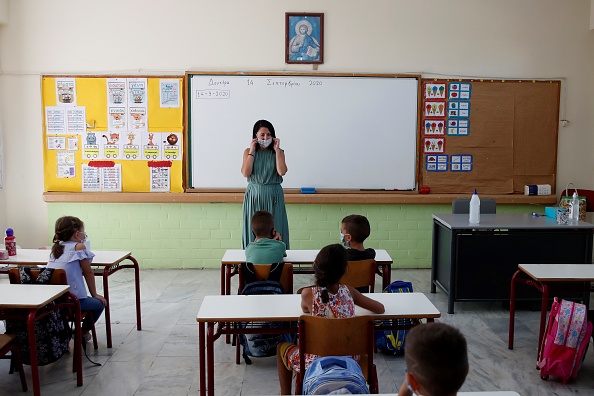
1 268 593 395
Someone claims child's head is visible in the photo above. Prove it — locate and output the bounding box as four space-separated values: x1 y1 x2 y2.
341 214 371 245
251 210 275 239
51 216 85 259
313 244 348 302
404 322 468 396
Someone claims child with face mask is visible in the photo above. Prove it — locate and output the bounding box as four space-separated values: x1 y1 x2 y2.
245 210 287 264
47 216 107 344
340 214 376 292
241 119 290 250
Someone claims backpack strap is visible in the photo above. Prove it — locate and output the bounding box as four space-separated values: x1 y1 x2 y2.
243 262 285 285
18 267 33 284
243 262 259 285
35 268 55 285
267 262 285 283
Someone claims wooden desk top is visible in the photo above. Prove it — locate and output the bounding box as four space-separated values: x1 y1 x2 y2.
433 213 594 230
0 284 70 308
0 249 131 266
222 249 393 264
196 292 440 323
519 264 594 282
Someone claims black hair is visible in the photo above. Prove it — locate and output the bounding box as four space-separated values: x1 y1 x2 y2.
252 119 276 151
51 216 84 260
251 210 275 238
342 214 371 243
313 244 348 303
404 322 469 396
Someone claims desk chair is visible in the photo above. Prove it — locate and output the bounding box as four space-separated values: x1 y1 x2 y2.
0 334 27 392
8 268 98 350
237 262 294 294
235 263 294 364
295 315 378 394
341 259 377 293
452 198 497 214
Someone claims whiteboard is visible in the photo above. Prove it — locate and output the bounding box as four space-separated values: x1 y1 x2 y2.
188 73 418 190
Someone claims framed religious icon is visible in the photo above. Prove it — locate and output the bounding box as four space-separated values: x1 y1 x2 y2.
285 13 324 64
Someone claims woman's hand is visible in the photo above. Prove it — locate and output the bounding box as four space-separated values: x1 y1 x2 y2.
273 138 281 152
249 138 258 153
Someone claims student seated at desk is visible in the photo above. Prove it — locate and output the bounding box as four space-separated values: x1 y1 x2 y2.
399 322 469 396
276 244 384 395
341 214 375 292
47 216 107 344
245 210 287 264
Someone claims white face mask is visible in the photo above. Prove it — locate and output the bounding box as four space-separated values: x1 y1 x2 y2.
258 138 272 148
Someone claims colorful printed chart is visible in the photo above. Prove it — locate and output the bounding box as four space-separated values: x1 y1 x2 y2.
426 154 448 172
42 76 184 193
448 82 472 100
450 154 473 172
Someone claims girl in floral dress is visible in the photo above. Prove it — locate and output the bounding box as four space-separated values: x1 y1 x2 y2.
276 244 384 394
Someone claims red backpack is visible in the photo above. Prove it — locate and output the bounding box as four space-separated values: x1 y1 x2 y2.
537 297 592 383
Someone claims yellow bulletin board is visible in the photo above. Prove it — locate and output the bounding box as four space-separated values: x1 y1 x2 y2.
42 76 184 192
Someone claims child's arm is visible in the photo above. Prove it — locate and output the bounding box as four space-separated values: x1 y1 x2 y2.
75 243 107 306
348 286 385 313
300 287 313 313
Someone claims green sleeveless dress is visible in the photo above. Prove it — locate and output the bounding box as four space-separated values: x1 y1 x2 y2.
242 149 290 249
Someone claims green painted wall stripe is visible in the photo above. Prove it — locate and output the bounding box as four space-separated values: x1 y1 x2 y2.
47 203 539 269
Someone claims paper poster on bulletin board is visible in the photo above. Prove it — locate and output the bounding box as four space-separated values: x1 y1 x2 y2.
42 76 184 192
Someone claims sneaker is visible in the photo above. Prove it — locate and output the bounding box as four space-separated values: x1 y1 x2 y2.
83 333 92 343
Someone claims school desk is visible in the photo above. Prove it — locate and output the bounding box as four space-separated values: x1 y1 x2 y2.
0 249 141 348
196 292 440 396
221 249 394 295
0 284 82 396
431 214 594 314
508 263 594 360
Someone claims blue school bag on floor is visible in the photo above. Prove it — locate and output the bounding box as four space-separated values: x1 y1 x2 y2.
302 356 369 394
238 262 295 363
375 280 421 355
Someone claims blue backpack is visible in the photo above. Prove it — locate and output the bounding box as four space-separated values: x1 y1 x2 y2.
238 262 296 363
302 356 369 394
375 280 421 355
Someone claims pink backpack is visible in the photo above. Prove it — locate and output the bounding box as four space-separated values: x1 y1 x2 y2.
537 297 592 383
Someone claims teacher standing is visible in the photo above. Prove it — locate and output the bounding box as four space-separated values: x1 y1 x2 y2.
241 120 290 249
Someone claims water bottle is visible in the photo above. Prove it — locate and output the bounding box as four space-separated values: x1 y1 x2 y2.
569 191 580 224
469 189 480 224
4 228 16 256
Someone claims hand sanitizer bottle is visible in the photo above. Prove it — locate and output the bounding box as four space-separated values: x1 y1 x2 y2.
569 191 580 224
469 189 480 224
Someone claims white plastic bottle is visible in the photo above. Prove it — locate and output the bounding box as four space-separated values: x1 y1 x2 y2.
569 191 580 224
469 189 480 224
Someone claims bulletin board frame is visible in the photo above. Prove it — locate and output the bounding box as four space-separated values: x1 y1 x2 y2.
419 78 561 195
42 75 185 193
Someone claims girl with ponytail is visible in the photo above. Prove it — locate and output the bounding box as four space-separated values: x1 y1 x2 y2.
48 216 107 344
276 244 384 394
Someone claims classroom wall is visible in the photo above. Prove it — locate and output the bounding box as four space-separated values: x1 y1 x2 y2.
1 0 594 262
47 202 534 269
